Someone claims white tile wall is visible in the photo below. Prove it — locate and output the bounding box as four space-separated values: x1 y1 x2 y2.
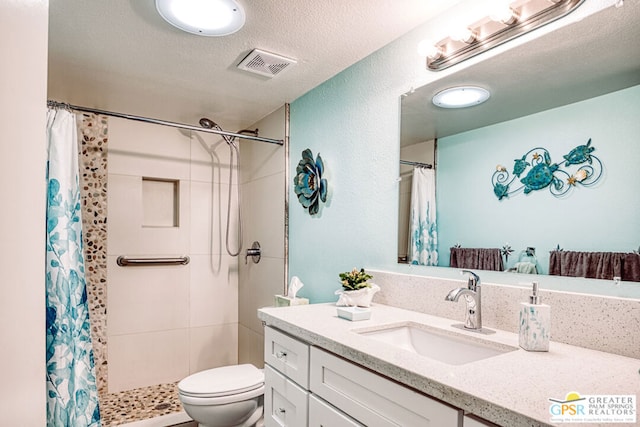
189 254 238 328
242 171 285 259
238 324 265 369
238 105 287 365
189 324 238 374
108 329 190 393
189 180 238 256
107 255 189 335
107 118 240 392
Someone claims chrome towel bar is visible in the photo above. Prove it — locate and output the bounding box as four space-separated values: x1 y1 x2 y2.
116 256 190 267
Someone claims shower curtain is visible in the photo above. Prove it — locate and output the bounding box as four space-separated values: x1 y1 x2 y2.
408 167 438 266
46 108 101 426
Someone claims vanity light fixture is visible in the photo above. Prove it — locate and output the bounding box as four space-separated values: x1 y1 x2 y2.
155 0 246 36
432 86 490 109
421 0 585 71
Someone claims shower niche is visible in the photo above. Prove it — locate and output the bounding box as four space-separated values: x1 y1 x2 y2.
142 177 180 228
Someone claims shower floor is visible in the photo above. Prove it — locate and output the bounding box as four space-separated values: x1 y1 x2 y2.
101 382 186 426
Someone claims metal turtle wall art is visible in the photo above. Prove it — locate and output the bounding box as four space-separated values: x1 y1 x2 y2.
491 138 603 199
520 151 560 194
563 138 595 166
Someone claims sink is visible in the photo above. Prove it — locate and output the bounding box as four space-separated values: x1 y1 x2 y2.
356 322 517 365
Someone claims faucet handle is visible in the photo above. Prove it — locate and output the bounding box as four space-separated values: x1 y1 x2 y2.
460 269 480 289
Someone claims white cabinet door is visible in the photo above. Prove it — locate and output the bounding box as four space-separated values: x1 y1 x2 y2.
264 365 308 427
310 347 461 427
265 326 310 388
309 394 364 427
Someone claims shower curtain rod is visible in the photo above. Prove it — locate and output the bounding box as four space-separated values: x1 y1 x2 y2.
400 159 433 169
46 100 284 146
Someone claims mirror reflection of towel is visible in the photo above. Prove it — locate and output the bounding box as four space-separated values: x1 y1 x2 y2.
449 247 503 271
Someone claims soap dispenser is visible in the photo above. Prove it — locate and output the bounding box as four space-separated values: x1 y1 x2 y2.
519 281 550 352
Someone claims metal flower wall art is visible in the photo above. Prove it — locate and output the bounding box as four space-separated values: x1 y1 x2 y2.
294 148 328 215
492 138 603 200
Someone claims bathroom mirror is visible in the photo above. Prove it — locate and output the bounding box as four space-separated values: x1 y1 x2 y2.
397 3 640 291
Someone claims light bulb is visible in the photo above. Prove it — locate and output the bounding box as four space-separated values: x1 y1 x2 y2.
417 40 443 59
490 4 519 25
450 27 477 44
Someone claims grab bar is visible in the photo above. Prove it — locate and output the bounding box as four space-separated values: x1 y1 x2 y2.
116 256 190 267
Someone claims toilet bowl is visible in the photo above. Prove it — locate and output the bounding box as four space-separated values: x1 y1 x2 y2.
178 364 264 427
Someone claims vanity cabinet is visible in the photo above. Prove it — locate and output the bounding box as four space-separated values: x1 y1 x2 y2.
310 347 461 426
264 327 310 427
264 326 463 426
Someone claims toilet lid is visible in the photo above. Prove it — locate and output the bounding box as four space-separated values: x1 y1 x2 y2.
178 364 264 398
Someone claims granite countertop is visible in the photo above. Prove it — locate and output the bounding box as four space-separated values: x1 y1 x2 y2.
258 303 640 427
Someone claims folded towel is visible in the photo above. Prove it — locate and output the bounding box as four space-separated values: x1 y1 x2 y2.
514 261 537 274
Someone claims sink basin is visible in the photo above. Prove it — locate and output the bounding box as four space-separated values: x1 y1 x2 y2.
356 322 517 365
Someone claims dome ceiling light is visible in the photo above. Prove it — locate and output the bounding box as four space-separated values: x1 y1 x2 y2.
432 86 490 109
155 0 246 37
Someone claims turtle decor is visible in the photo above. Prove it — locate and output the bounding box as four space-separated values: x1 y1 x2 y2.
294 148 328 215
492 138 603 200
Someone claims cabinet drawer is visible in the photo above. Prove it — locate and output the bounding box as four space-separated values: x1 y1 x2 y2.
310 347 461 427
264 365 308 427
309 394 364 427
265 326 310 388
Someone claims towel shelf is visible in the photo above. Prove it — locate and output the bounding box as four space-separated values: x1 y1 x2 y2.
116 256 190 267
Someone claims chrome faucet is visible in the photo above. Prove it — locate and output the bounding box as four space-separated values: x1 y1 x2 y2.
445 270 482 330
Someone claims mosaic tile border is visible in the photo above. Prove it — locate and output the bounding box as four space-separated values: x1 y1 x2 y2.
78 112 109 397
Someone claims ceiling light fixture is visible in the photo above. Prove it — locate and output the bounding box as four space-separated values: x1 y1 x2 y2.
432 86 490 109
420 0 585 71
155 0 246 36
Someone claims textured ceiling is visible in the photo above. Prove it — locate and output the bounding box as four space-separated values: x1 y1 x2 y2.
48 0 462 132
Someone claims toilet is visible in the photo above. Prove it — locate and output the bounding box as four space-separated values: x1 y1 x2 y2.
178 364 264 427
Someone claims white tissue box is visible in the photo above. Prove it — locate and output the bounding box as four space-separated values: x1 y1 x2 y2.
275 295 309 307
336 306 371 321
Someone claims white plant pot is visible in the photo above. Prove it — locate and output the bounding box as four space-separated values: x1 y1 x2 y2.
335 283 380 307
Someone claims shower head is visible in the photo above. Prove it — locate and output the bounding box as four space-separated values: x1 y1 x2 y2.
199 117 218 129
199 116 236 146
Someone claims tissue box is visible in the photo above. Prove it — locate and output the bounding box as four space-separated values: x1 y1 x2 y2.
275 295 309 307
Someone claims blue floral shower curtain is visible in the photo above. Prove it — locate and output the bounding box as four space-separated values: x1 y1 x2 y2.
408 167 438 266
46 108 101 426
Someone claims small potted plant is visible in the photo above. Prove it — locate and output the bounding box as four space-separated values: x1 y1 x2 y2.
335 268 380 307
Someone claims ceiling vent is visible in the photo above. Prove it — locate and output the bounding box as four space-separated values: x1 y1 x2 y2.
237 49 297 78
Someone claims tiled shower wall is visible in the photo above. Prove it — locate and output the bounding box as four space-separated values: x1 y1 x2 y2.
106 117 239 392
238 106 287 368
79 113 243 424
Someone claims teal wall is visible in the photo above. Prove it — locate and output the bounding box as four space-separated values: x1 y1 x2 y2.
289 53 400 303
437 85 640 274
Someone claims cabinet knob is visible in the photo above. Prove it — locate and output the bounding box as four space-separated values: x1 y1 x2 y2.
276 351 288 359
277 407 286 414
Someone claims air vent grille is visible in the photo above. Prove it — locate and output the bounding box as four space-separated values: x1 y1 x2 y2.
237 49 297 78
